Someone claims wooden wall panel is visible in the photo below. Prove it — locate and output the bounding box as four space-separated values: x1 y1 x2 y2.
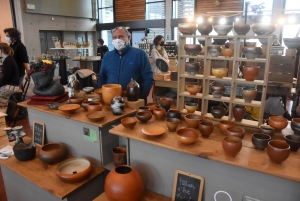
115 0 145 22
196 0 243 14
0 0 13 42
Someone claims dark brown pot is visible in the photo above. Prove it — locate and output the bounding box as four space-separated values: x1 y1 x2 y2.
160 98 173 112
137 106 151 113
185 62 200 76
233 105 246 122
284 135 300 152
146 103 160 113
225 127 245 139
198 24 213 35
211 106 226 119
153 108 166 120
234 24 251 35
242 87 257 103
166 118 180 132
252 133 271 151
184 44 202 55
112 147 127 167
38 143 66 164
259 125 275 137
199 121 214 138
126 78 140 101
222 136 242 157
104 165 144 201
267 140 290 164
167 110 181 120
87 102 103 112
211 84 225 92
218 120 235 134
136 111 152 123
242 66 260 81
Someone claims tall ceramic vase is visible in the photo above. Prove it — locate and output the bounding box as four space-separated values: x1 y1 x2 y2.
105 165 144 201
126 78 140 101
233 105 246 122
102 84 122 110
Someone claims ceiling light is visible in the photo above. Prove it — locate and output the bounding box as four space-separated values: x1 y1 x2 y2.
197 17 203 24
188 15 194 22
208 17 213 22
235 17 240 22
278 17 285 25
219 18 226 24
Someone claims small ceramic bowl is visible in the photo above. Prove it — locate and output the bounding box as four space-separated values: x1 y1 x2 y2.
252 133 271 151
222 136 242 157
184 114 203 129
58 104 81 115
153 108 166 120
178 23 197 35
68 96 84 104
199 121 214 138
167 110 181 120
184 102 198 113
225 127 245 139
38 143 66 164
221 48 234 58
284 135 300 152
121 117 137 129
86 111 106 122
186 85 201 95
82 87 94 94
259 125 275 137
136 111 152 123
212 91 223 99
212 68 228 78
166 118 180 132
176 128 199 145
219 120 235 134
137 106 151 113
146 103 160 113
268 116 288 132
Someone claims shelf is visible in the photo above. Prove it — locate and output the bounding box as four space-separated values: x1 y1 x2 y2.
236 58 266 63
179 73 204 79
232 98 261 107
203 113 229 121
207 56 233 61
179 91 202 98
235 79 265 86
236 35 271 39
154 80 177 88
204 95 230 102
179 55 205 59
205 76 232 82
234 119 259 127
50 48 93 50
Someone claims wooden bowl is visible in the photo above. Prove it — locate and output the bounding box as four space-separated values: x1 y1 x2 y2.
68 96 84 104
176 128 199 145
268 116 288 131
121 117 137 129
38 143 66 164
142 126 165 136
212 68 228 78
186 85 202 95
58 104 80 114
56 158 92 183
86 111 106 122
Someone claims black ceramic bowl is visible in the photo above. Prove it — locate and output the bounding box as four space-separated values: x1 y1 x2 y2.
284 135 300 152
252 133 271 151
13 142 36 161
167 110 181 120
211 106 226 119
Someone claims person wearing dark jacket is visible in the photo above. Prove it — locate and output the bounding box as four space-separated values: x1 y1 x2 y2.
4 28 30 87
98 26 153 103
97 39 109 58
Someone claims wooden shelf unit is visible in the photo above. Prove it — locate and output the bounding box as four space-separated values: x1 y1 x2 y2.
177 35 271 127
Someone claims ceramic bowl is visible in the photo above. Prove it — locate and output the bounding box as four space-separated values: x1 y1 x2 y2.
184 44 202 55
221 48 234 58
137 106 151 113
58 104 81 115
212 68 228 78
242 47 262 59
166 118 180 132
211 84 225 92
252 133 271 151
176 128 199 145
242 66 260 81
222 136 242 157
284 135 300 152
233 24 251 35
82 87 94 94
121 117 137 129
259 125 275 137
160 97 173 111
242 87 257 103
199 121 214 138
268 116 288 132
86 111 106 122
252 23 276 35
184 114 203 129
185 62 200 76
225 127 245 139
81 101 96 111
283 38 300 49
38 143 66 164
197 24 213 35
245 42 256 47
142 126 165 136
178 23 197 35
87 102 102 112
208 46 222 57
219 120 235 134
68 96 84 104
213 25 233 35
167 110 181 120
212 38 228 45
267 140 290 164
56 158 92 183
212 91 224 99
153 108 166 120
136 111 152 123
291 118 300 135
13 142 36 161
184 102 198 113
211 106 226 119
186 85 202 95
146 103 160 113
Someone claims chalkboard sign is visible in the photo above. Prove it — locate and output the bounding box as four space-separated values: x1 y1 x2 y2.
172 170 204 201
33 121 45 146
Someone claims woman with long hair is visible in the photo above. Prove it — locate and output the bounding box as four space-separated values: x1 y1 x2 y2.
151 35 169 73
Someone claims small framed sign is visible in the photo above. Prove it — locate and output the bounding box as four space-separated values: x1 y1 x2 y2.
172 170 204 201
33 121 45 146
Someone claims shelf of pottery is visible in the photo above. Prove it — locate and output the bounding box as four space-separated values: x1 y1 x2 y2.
177 35 271 128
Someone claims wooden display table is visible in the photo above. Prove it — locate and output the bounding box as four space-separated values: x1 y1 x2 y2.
94 190 171 201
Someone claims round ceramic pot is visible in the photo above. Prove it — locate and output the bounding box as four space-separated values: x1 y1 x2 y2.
184 44 202 56
221 48 234 58
105 165 144 201
213 24 233 36
185 62 200 76
222 136 242 157
160 97 173 112
198 24 213 35
87 102 102 112
242 47 262 59
232 105 246 122
167 110 181 120
234 24 251 35
153 108 166 120
38 143 66 164
284 135 300 152
112 147 127 167
166 118 180 132
242 66 260 81
102 84 122 106
13 141 36 161
225 127 245 139
126 78 140 101
252 23 277 36
252 133 271 151
291 118 300 135
267 140 290 164
218 120 235 134
211 106 226 119
242 87 257 103
137 106 151 113
184 114 203 129
212 38 227 45
268 116 288 132
111 94 125 115
211 84 225 93
178 23 197 35
199 121 214 138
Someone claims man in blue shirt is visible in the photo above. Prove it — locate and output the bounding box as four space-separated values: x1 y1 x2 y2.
98 26 153 104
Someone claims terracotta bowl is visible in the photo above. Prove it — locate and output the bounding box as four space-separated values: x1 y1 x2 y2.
208 45 222 57
166 118 180 132
222 136 242 157
38 143 66 164
252 133 271 151
234 24 251 35
185 62 200 76
284 135 300 152
167 109 181 120
212 38 228 45
291 118 300 135
184 102 198 113
146 103 160 113
176 128 199 145
142 126 165 136
86 111 106 122
242 47 262 59
218 120 235 134
268 116 288 131
211 106 226 119
184 114 203 129
212 68 228 78
136 111 152 123
225 127 245 139
160 97 173 112
221 48 234 58
58 104 80 115
121 117 137 129
242 66 260 81
186 85 202 95
56 158 92 183
199 121 214 138
153 108 166 120
211 84 225 92
267 140 290 164
87 102 102 112
197 24 213 35
184 44 202 55
283 38 300 49
213 24 233 36
68 96 84 104
252 23 276 35
178 23 197 35
259 125 275 137
242 87 257 103
137 106 151 113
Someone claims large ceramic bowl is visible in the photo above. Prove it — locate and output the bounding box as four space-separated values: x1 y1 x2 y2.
58 104 81 115
176 128 199 145
218 120 235 134
242 87 257 103
291 118 300 135
212 38 227 45
213 25 233 36
86 111 106 122
185 62 200 76
184 114 203 129
178 23 197 35
184 44 202 55
225 127 245 139
233 24 251 35
222 136 242 157
283 38 300 49
198 24 213 35
267 140 290 164
38 143 66 164
252 23 276 35
207 45 222 57
242 66 260 81
211 106 226 119
56 158 92 183
136 111 152 123
242 47 262 59
268 116 288 131
212 68 228 78
121 117 137 129
284 135 300 152
252 133 271 151
186 85 202 95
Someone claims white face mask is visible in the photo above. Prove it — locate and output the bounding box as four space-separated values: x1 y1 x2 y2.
112 39 126 51
6 36 11 43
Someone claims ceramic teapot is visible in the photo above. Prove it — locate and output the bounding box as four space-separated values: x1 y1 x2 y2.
126 78 140 101
111 94 125 115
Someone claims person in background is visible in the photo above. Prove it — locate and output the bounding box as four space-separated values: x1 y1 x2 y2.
151 35 169 74
3 28 30 88
97 39 109 59
0 43 19 111
98 26 153 104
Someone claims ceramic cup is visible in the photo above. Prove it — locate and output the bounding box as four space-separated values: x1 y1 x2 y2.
112 147 127 167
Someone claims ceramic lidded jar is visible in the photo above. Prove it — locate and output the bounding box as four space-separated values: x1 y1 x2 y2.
126 78 140 101
111 94 125 115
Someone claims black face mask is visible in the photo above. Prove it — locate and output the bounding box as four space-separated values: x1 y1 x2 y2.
160 41 165 46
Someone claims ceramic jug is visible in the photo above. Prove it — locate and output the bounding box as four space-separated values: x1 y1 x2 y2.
126 78 140 101
111 94 125 115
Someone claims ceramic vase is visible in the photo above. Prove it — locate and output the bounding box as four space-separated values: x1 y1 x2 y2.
102 84 122 106
112 147 127 167
111 94 125 115
105 165 144 201
232 105 246 122
126 78 140 101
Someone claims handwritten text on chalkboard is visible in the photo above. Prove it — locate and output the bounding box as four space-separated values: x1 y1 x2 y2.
33 121 45 146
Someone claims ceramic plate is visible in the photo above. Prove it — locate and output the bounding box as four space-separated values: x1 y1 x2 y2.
142 126 165 136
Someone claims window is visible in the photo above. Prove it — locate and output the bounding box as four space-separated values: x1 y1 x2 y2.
146 0 165 20
98 0 114 23
147 28 165 41
245 0 274 15
172 0 194 19
285 0 300 13
100 30 113 51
